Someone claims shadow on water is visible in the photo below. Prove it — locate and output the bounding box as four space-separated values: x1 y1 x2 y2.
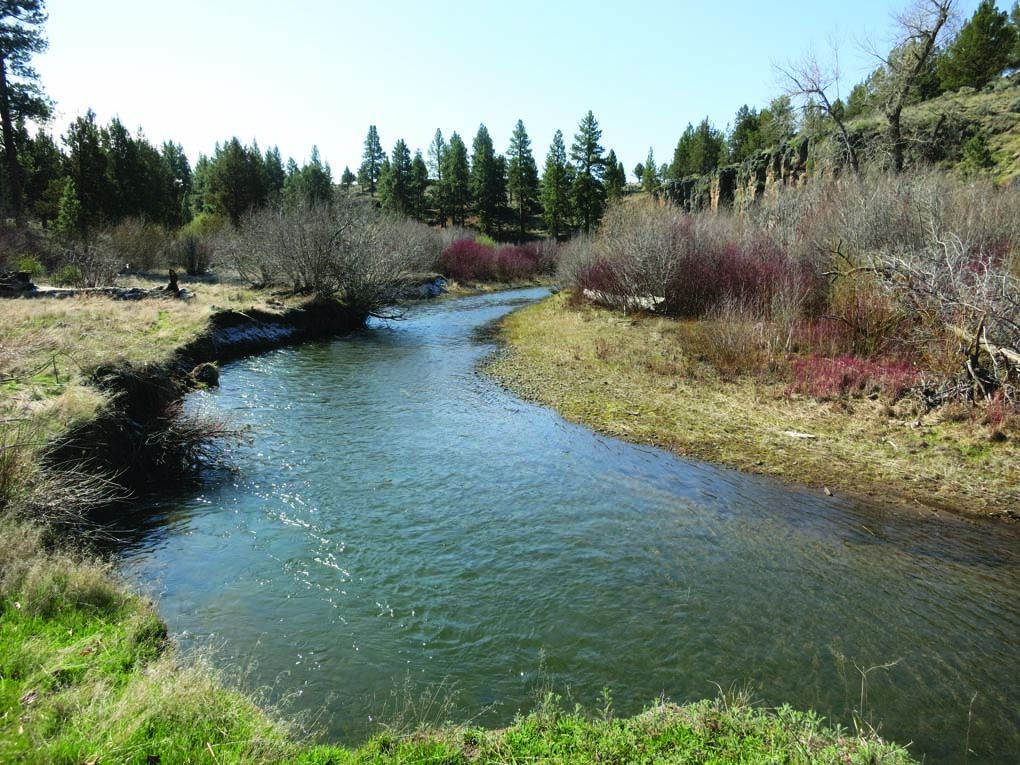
111 287 1020 763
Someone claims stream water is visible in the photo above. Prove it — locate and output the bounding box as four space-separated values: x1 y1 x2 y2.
116 288 1020 763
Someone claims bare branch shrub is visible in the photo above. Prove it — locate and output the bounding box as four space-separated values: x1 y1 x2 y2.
171 234 216 277
233 200 439 314
764 170 1020 401
146 401 245 471
103 218 174 273
778 47 859 172
566 169 1020 403
2 419 123 528
56 239 122 287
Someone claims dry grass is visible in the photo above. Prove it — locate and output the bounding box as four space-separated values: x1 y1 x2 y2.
0 276 298 438
488 294 1020 518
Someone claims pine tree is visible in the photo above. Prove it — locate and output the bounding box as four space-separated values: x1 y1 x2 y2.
633 162 645 184
340 165 356 192
604 149 625 202
380 139 413 214
570 111 606 233
284 146 333 206
410 150 428 220
427 128 446 180
506 119 539 236
440 132 470 226
358 125 385 196
938 0 1016 90
20 127 63 223
1012 3 1020 69
641 147 658 192
54 177 81 237
160 141 192 227
427 129 447 224
470 124 502 234
62 109 111 233
263 146 286 201
0 0 50 222
540 129 573 239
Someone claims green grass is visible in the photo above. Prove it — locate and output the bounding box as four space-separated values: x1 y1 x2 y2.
0 512 917 763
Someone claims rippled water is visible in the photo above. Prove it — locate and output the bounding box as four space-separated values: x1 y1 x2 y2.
116 288 1020 763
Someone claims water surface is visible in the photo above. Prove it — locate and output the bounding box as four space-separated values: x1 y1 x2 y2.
118 288 1020 763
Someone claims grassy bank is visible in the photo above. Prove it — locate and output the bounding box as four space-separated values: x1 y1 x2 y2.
0 278 299 442
1 283 918 762
487 293 1020 518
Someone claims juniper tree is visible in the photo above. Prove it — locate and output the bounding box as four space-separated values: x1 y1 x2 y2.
340 165 355 192
728 105 763 163
570 110 606 233
670 119 725 178
641 147 658 192
205 138 268 226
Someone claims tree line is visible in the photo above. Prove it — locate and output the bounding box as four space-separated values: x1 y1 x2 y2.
358 111 627 238
1 0 1018 244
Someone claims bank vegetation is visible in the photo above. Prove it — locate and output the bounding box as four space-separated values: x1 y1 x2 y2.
489 170 1020 516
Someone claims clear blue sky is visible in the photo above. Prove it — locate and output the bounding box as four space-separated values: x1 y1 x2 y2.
36 0 995 181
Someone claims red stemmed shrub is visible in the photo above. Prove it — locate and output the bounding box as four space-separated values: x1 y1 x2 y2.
438 239 543 282
787 355 919 401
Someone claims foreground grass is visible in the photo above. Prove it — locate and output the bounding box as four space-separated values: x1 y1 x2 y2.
0 518 915 763
487 294 1020 518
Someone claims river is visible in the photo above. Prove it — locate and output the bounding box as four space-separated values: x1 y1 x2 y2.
115 288 1020 763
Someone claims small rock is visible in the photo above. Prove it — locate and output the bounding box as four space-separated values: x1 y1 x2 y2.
191 362 219 387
